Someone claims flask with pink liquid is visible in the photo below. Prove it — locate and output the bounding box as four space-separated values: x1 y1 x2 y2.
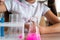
26 17 41 40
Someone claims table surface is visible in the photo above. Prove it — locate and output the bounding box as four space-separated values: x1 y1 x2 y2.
41 33 60 40
0 33 60 40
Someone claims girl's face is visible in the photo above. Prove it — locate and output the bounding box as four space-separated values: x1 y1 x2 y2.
25 0 35 1
25 0 36 3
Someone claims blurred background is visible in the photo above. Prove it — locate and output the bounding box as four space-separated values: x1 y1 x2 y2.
0 0 60 37
0 0 60 40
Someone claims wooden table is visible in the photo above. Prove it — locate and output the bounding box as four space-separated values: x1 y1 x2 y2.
41 33 60 40
0 33 60 40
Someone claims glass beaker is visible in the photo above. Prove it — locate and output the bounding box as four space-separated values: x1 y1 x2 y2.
25 17 41 40
8 14 25 39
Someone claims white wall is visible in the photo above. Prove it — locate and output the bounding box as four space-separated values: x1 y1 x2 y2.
55 0 60 12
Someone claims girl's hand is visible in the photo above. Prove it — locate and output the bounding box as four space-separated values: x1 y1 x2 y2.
25 21 36 33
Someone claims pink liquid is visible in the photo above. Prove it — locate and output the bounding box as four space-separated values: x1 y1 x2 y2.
19 34 23 39
26 33 41 40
